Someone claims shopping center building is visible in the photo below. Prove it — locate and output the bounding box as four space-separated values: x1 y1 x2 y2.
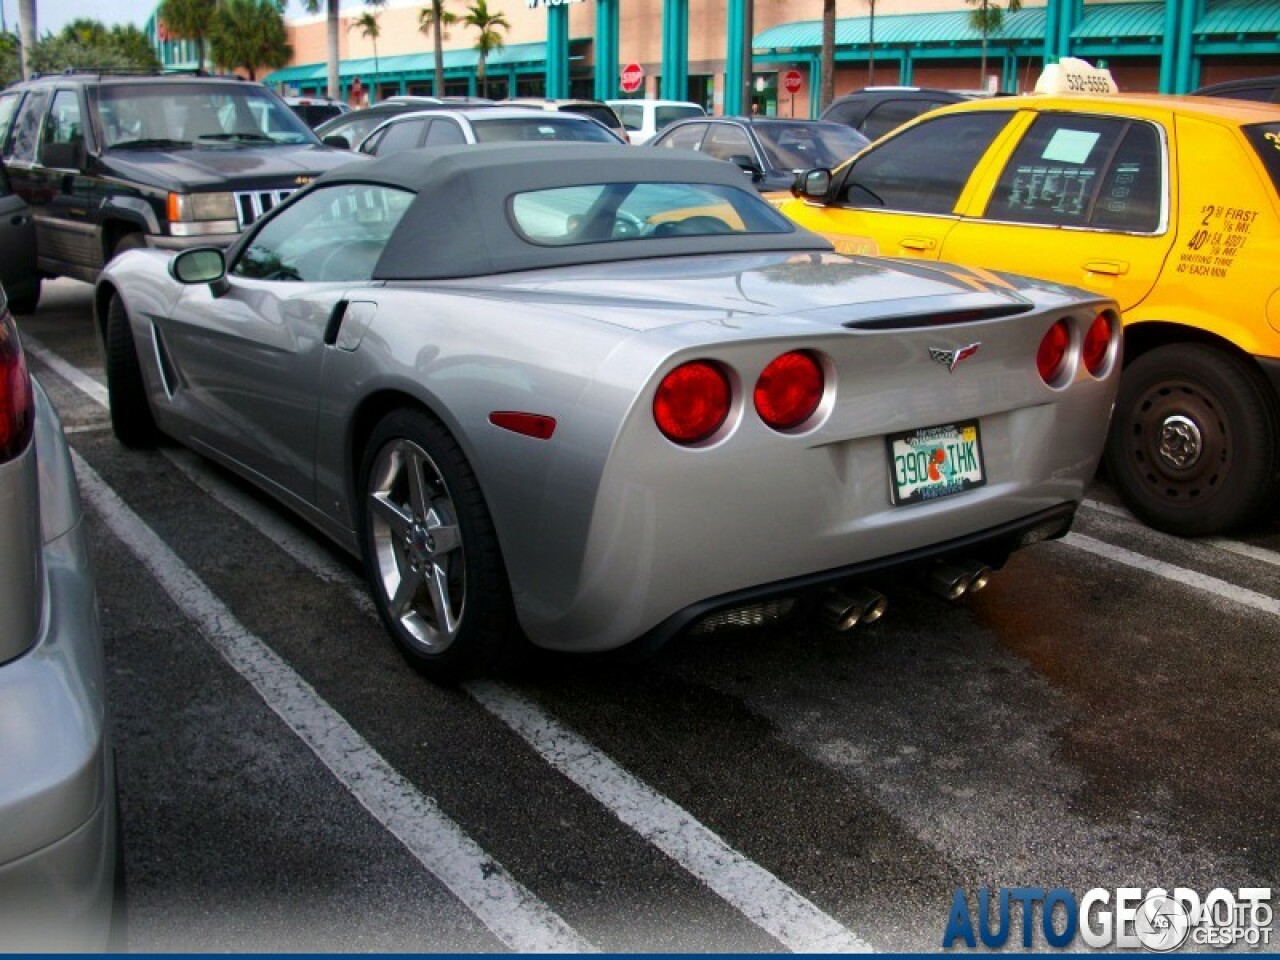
148 0 1280 116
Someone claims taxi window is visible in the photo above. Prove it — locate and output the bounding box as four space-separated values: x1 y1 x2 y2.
985 114 1162 232
838 111 1011 215
1243 123 1280 196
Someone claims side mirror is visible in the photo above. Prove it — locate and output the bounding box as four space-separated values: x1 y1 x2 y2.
170 247 227 289
793 168 833 200
323 134 351 150
727 153 765 182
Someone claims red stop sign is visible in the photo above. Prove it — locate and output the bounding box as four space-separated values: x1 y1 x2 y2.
782 69 803 95
620 63 645 94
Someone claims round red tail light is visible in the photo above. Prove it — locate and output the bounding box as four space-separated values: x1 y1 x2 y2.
654 360 731 444
754 350 824 431
1037 319 1071 384
1082 312 1112 376
0 311 34 463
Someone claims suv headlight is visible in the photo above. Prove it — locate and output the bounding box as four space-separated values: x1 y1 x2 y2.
167 192 238 222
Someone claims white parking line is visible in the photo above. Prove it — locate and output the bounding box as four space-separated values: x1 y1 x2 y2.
1063 533 1280 617
1081 498 1280 569
71 451 595 954
469 682 873 954
36 336 875 953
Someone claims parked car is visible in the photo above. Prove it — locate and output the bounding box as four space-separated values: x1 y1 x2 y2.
284 94 350 128
650 116 869 193
96 142 1120 679
0 159 39 313
0 71 355 304
820 87 979 141
607 98 706 144
0 290 120 949
315 100 497 149
355 106 627 155
503 98 628 142
781 88 1280 536
1193 75 1280 104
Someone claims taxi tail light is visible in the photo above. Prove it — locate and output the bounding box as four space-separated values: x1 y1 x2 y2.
0 306 34 463
654 360 731 444
1082 312 1113 377
1037 319 1071 384
754 351 824 431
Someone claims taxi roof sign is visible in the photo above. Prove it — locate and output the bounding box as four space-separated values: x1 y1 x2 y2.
1034 57 1119 95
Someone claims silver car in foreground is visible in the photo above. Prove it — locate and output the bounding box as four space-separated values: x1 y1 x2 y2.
0 291 120 948
96 143 1121 680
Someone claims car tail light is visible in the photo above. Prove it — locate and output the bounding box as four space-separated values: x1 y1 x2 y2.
754 351 823 430
654 360 731 444
1037 319 1071 385
0 307 34 463
1082 313 1112 376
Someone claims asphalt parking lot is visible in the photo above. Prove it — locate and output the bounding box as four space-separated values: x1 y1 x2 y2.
21 277 1280 952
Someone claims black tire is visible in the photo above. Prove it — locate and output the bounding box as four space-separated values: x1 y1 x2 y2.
358 408 522 681
104 294 160 449
7 277 41 315
1104 343 1279 536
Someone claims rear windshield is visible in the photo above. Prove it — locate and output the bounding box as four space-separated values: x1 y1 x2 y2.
563 104 622 130
472 116 620 144
1243 123 1280 195
509 181 794 246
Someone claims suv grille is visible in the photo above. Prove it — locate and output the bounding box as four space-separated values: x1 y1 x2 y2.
234 189 296 228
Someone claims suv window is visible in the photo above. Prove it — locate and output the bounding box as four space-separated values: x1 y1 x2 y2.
614 104 643 131
424 119 464 145
654 105 702 131
9 89 51 163
41 90 85 166
986 114 1162 232
371 118 426 155
0 93 23 152
233 183 414 283
840 112 1011 214
861 99 949 140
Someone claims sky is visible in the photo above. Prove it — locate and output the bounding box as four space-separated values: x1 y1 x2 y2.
1 0 365 37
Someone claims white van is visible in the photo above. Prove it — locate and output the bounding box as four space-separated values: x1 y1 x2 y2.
607 98 706 144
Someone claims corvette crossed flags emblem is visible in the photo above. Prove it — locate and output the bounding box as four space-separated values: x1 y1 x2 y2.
929 343 981 372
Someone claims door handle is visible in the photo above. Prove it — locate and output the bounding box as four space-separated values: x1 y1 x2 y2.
9 214 27 226
1083 259 1130 276
899 237 937 252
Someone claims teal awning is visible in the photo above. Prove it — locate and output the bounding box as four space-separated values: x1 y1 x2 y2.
263 40 569 87
752 1 1280 55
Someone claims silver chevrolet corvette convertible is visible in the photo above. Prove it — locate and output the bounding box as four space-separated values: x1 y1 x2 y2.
97 143 1120 679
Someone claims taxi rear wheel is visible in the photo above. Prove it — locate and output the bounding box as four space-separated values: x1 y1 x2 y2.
1104 344 1278 536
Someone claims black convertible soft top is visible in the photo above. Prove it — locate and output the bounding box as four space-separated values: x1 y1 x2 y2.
314 142 832 280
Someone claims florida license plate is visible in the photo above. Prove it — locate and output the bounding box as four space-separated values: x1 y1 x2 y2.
887 421 986 506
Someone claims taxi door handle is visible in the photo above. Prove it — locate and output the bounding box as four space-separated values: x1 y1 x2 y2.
899 237 937 252
1083 259 1130 276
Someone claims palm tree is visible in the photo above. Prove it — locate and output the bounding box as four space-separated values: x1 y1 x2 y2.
866 0 877 85
17 0 35 78
157 0 217 71
819 0 834 111
965 0 1022 90
463 0 510 100
211 0 292 82
352 9 383 97
419 0 457 97
302 0 341 101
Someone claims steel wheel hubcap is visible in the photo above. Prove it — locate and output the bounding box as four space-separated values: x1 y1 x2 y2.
1157 414 1203 470
368 439 464 654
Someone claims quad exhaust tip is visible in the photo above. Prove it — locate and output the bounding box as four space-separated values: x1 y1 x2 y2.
822 586 888 632
928 560 993 600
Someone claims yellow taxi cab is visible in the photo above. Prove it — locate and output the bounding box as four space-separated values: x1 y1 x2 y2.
778 60 1280 536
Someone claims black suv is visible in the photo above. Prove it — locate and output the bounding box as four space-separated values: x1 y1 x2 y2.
820 87 977 142
0 72 358 309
